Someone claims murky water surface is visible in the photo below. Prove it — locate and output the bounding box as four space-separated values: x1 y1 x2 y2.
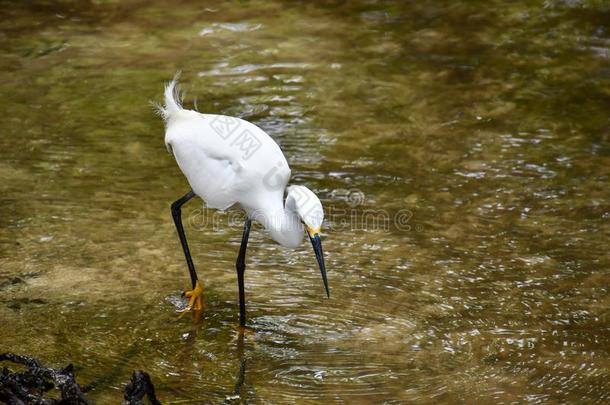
1 0 609 403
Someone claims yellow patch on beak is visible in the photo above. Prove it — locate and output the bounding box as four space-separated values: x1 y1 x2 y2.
306 225 321 236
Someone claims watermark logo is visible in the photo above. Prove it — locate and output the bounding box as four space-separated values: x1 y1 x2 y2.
186 188 422 234
209 115 240 140
262 160 288 191
230 129 262 160
209 115 263 160
331 189 365 208
199 117 422 233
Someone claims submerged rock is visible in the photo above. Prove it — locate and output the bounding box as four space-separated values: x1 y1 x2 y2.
0 353 160 405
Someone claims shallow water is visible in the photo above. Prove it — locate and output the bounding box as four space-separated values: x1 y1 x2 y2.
1 0 609 403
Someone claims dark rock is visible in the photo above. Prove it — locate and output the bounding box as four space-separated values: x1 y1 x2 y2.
0 353 161 405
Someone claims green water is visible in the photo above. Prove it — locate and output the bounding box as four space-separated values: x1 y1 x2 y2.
1 0 609 403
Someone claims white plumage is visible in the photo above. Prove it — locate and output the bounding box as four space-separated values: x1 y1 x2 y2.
160 78 323 249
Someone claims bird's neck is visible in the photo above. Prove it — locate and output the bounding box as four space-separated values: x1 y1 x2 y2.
244 192 304 248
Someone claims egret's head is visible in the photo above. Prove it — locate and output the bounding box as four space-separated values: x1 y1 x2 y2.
287 185 323 232
286 185 329 298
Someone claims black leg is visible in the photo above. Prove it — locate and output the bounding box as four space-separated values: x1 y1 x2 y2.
171 190 198 289
236 218 252 327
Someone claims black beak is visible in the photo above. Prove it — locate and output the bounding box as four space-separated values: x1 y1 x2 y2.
309 233 329 298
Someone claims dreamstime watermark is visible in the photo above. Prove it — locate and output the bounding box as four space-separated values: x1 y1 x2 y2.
187 188 422 233
324 189 421 232
198 117 421 232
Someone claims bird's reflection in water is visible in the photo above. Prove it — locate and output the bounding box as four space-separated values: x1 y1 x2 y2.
175 313 203 368
176 313 252 403
230 329 248 401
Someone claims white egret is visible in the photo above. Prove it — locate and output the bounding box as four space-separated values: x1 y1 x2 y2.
159 77 328 326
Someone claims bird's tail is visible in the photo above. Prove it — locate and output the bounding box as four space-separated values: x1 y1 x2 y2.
158 72 183 122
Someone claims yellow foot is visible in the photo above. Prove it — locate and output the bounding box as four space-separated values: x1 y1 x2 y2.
178 280 204 320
